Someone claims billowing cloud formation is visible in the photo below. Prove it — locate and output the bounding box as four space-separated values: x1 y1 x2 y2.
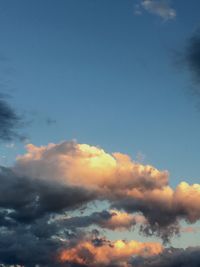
13 141 200 241
0 139 199 266
131 247 200 267
0 95 22 141
14 141 168 192
137 0 176 20
59 238 163 267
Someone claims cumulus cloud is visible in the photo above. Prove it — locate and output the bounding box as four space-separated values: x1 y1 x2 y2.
0 139 199 265
137 0 176 20
13 140 200 241
14 141 169 192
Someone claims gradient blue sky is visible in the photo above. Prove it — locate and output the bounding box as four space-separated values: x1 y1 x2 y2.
0 0 200 189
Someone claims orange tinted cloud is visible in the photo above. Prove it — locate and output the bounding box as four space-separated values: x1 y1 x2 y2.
59 239 163 267
181 226 200 233
13 140 200 239
14 141 168 191
105 210 147 230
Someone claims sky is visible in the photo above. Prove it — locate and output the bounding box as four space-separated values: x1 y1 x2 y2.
0 1 200 267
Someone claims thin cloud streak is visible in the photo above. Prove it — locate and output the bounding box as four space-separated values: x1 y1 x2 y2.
135 0 176 20
0 95 22 142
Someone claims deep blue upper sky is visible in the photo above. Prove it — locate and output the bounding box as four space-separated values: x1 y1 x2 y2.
0 0 200 186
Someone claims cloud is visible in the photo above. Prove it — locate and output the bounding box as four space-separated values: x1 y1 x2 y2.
137 0 176 20
0 95 23 142
181 226 200 234
185 31 200 80
59 238 163 267
12 140 200 242
175 30 200 109
0 227 62 266
0 139 199 265
58 210 146 231
183 30 200 96
112 181 200 242
130 247 200 267
0 166 94 266
14 141 169 191
0 166 95 223
0 179 162 267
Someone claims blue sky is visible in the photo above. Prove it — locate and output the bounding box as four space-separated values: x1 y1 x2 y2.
0 1 200 264
0 0 200 185
0 1 200 183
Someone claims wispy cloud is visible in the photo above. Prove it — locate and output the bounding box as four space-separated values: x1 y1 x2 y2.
184 30 200 92
181 226 200 234
175 30 200 109
46 117 57 125
135 0 176 20
0 94 24 142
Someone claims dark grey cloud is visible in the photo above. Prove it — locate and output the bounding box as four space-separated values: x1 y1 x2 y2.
0 95 24 142
185 30 200 86
0 162 197 267
59 209 144 232
0 229 61 267
173 29 200 110
181 29 200 103
59 210 113 231
0 166 97 266
111 197 181 243
130 247 200 267
139 221 180 244
0 167 95 223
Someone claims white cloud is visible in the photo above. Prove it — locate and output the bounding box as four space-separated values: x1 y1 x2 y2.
5 142 16 149
137 0 176 20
